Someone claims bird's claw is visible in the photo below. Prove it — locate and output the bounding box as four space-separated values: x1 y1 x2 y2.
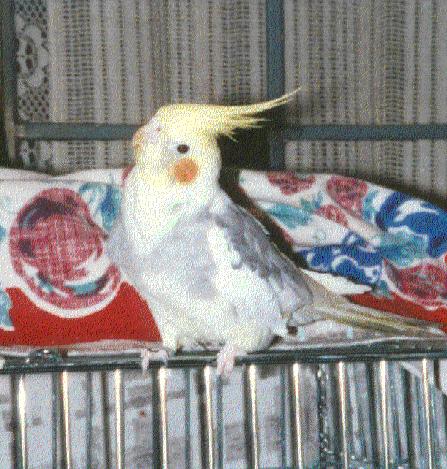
216 345 245 380
140 349 169 375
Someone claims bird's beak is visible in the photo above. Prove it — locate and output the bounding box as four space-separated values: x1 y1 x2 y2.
132 121 161 160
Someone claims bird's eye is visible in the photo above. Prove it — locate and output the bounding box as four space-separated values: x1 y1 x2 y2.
176 144 190 154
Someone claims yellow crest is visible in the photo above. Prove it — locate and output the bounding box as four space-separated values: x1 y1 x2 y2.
153 89 300 140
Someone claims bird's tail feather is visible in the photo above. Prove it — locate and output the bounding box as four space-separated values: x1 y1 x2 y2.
296 269 445 338
309 303 444 338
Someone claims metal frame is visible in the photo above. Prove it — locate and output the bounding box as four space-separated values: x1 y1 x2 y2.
2 342 447 469
2 341 447 374
1 0 18 163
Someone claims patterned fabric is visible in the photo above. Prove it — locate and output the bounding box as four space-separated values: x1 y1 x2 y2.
9 187 120 311
0 168 161 345
0 167 446 346
242 170 447 325
12 0 447 198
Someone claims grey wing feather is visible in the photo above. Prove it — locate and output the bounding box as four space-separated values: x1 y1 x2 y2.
212 196 313 307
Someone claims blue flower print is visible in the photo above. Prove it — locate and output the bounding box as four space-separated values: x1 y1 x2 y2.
376 192 447 258
267 193 323 229
300 232 383 286
79 183 122 232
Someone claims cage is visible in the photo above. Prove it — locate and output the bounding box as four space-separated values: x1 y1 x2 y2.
2 0 447 468
2 345 447 468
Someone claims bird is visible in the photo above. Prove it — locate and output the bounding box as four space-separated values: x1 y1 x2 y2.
106 90 443 377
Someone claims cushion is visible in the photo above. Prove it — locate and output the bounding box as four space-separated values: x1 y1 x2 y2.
0 167 446 353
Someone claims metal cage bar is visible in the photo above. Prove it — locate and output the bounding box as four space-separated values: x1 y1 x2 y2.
2 342 447 374
337 362 349 469
100 372 113 468
152 366 169 469
60 371 72 469
422 359 435 469
284 123 447 142
13 374 28 469
379 360 391 469
1 346 447 467
1 0 18 164
244 364 260 469
85 372 94 469
15 122 138 141
51 374 60 469
184 369 192 469
216 375 224 469
266 0 286 169
114 369 125 469
289 362 305 469
200 365 215 469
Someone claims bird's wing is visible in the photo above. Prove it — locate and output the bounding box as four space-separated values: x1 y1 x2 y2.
209 193 314 321
105 215 132 277
209 193 444 340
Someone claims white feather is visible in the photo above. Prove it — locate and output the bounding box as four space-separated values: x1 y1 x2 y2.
301 270 372 295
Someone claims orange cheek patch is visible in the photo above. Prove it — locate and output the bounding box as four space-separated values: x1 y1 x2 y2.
171 158 199 184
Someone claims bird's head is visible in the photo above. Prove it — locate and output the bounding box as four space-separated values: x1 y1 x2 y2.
132 89 299 189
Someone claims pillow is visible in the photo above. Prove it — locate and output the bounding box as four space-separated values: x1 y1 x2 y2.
0 167 159 352
0 167 446 354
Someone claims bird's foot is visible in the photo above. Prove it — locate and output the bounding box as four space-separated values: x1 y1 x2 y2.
216 344 246 380
140 349 169 375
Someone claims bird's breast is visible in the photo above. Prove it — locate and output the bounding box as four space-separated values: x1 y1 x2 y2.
140 213 218 301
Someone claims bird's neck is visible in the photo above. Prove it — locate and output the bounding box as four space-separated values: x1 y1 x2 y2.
122 170 219 235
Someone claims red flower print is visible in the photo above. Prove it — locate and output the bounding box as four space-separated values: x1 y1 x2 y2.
315 204 349 227
326 176 368 215
267 172 316 195
9 188 120 310
386 262 447 309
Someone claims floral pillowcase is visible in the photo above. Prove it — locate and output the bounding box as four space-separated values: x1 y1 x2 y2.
242 170 447 327
0 167 446 352
0 168 160 350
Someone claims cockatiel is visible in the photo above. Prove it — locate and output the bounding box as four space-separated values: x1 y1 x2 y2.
107 91 443 376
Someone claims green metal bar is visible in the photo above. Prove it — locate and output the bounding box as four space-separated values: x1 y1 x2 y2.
268 131 286 170
284 123 447 141
266 0 285 100
16 122 447 143
266 0 286 169
2 341 447 374
1 0 18 163
16 122 139 141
